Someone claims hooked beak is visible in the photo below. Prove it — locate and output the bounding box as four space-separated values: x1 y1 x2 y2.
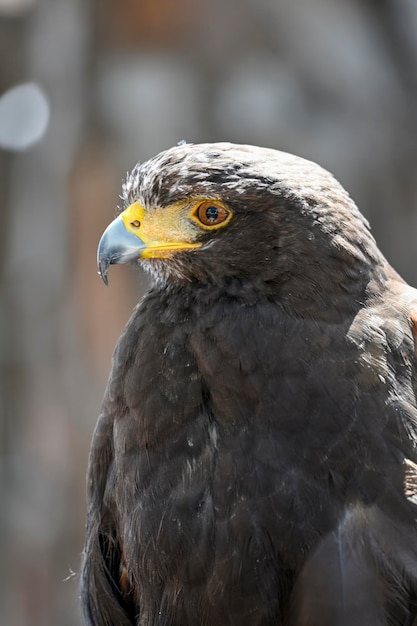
97 214 146 285
97 201 202 285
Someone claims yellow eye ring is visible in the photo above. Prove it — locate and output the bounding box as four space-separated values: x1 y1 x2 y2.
191 200 232 230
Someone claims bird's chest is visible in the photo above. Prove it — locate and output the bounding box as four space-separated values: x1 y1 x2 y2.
111 302 353 595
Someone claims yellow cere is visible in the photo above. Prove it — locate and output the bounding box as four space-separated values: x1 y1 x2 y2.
120 200 203 259
119 198 232 259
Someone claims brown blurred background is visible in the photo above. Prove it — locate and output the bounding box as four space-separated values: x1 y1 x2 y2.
1 0 417 624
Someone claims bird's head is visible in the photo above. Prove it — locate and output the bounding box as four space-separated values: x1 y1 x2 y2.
97 143 386 308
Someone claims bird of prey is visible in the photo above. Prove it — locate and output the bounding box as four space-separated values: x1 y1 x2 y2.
81 143 417 625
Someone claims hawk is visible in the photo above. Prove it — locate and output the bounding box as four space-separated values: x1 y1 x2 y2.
81 143 417 625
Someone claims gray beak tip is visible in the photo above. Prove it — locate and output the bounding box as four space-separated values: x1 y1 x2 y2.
98 268 109 286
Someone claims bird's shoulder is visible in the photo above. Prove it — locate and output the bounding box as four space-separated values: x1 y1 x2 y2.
348 273 417 374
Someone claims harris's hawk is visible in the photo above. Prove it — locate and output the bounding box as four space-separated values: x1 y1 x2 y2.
81 143 417 625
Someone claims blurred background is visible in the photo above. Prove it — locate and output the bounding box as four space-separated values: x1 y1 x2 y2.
1 0 417 623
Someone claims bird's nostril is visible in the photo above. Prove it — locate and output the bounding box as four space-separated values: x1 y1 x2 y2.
130 220 141 228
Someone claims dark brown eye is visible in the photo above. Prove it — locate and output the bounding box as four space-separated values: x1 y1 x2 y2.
194 201 230 227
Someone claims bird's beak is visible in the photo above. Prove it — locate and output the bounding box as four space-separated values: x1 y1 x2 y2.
97 213 147 285
97 201 201 285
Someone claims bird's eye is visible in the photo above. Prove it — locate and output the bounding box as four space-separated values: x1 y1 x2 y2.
193 201 231 228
